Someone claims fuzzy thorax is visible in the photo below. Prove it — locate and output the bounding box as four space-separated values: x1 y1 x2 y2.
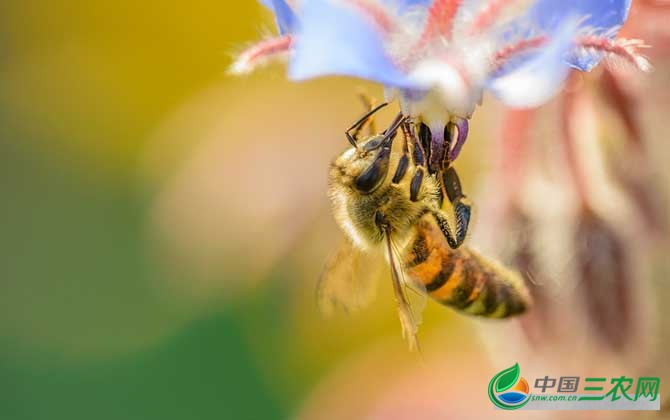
328 137 440 252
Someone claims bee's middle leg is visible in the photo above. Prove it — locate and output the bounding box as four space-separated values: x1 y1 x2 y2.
401 120 427 202
391 131 409 184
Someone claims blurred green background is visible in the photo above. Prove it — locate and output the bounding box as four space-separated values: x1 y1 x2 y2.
0 2 289 419
1 2 668 420
0 2 467 419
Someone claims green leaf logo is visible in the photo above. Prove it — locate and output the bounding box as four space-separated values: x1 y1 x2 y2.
495 363 520 393
488 363 530 410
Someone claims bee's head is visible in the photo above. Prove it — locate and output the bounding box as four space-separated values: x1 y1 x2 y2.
329 134 390 194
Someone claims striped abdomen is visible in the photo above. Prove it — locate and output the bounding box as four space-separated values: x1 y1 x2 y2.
403 219 531 318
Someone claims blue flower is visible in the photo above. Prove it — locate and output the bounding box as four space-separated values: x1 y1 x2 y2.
235 0 647 131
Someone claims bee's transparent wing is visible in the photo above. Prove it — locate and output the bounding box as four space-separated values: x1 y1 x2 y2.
317 240 382 316
385 233 427 351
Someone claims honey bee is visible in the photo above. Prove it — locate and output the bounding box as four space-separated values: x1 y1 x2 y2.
319 102 531 349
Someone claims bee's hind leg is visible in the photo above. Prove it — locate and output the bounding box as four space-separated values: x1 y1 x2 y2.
431 209 461 249
435 166 472 248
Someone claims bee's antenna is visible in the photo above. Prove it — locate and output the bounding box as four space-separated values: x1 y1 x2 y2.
345 102 389 148
361 112 407 153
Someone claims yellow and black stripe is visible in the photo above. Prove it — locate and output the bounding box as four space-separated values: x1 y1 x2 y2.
404 219 531 318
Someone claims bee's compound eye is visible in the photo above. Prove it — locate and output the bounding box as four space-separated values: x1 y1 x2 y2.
354 147 390 193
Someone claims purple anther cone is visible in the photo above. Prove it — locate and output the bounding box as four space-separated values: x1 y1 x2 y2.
429 125 446 173
449 119 469 163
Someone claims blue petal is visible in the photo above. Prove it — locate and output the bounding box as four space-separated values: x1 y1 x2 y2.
525 0 631 71
568 46 604 72
386 0 432 8
487 22 576 108
258 0 297 34
288 0 412 87
528 0 631 34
